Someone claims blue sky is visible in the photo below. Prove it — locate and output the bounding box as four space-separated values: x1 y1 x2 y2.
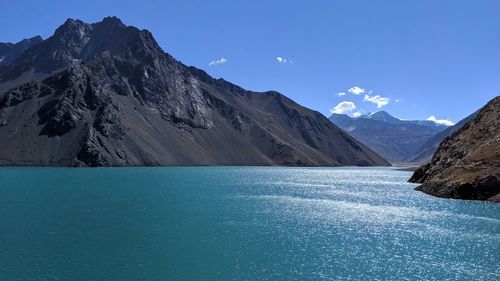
1 0 499 123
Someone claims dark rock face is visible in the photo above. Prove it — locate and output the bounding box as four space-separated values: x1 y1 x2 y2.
0 17 140 93
329 112 448 163
0 17 390 167
409 97 500 202
0 36 43 66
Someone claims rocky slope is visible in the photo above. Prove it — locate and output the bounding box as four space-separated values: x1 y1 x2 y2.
329 111 448 163
0 17 389 167
404 111 478 164
409 97 500 202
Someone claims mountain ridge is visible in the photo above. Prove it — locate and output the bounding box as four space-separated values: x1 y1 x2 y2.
0 36 43 64
329 111 448 163
409 97 500 201
0 17 389 167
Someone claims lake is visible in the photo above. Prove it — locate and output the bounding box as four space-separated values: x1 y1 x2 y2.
0 167 498 280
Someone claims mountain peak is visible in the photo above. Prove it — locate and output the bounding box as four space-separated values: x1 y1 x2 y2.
101 16 123 24
53 18 91 40
97 16 127 29
60 18 86 28
361 111 401 123
18 35 43 45
4 16 151 76
369 111 395 118
0 16 390 167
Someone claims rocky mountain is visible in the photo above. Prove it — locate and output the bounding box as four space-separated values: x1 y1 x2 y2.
0 36 43 66
329 111 448 163
409 97 499 202
0 17 144 94
0 17 389 167
404 111 478 164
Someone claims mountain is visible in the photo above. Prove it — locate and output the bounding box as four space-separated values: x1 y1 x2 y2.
0 36 43 66
0 17 143 94
329 112 448 163
404 111 478 164
360 111 402 124
360 111 446 129
0 17 389 167
409 97 500 202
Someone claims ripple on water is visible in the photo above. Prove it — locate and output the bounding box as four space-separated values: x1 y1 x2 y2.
0 167 498 281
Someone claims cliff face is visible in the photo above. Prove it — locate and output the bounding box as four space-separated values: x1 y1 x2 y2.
0 17 389 167
409 97 500 202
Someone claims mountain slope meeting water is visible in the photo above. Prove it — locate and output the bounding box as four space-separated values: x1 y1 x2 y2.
0 17 388 167
410 96 500 202
0 166 498 280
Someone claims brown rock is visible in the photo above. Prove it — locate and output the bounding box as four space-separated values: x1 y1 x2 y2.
409 97 500 201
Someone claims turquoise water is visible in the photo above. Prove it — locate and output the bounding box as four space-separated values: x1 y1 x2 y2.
0 167 498 281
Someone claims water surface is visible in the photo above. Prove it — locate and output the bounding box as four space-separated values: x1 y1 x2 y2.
0 167 498 280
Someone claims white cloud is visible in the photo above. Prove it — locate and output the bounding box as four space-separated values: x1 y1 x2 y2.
330 101 357 115
276 56 293 63
352 111 362 117
363 94 390 108
338 92 346 97
427 116 454 126
209 57 227 66
395 98 403 103
348 86 365 95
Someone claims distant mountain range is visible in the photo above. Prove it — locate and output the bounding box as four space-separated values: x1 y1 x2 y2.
329 111 449 163
410 96 499 202
0 17 388 167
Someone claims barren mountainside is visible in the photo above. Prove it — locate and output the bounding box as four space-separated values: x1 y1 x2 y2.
409 96 500 201
0 17 389 167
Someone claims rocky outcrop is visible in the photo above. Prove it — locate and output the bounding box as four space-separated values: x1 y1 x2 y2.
0 17 389 167
409 97 500 202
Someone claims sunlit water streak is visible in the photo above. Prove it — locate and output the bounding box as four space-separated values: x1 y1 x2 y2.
0 167 498 280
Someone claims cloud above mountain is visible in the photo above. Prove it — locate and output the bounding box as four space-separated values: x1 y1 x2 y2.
363 94 390 108
335 86 392 113
209 57 227 66
330 101 361 116
427 116 454 126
